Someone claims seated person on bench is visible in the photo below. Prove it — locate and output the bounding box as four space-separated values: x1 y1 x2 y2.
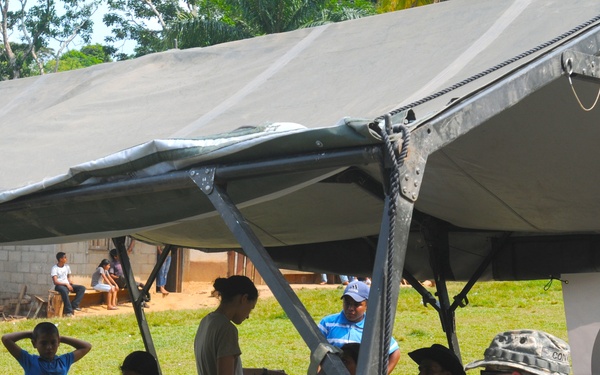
92 259 120 310
51 252 86 317
109 246 150 307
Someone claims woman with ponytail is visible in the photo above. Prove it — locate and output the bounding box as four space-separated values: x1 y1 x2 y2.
91 259 119 310
194 275 258 375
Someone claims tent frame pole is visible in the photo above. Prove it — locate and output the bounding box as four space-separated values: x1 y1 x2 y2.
112 237 173 375
402 225 513 360
357 193 414 374
449 233 513 312
419 217 462 360
356 118 426 374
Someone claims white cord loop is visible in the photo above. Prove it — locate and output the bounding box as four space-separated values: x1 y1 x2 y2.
568 75 600 111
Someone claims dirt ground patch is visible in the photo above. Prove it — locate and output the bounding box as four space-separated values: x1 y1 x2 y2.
72 282 342 317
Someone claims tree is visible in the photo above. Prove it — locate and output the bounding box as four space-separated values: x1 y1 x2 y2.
161 0 376 51
0 0 100 79
49 49 100 71
80 43 113 63
161 13 251 50
307 0 376 26
44 43 112 72
104 0 185 57
43 0 101 72
377 0 439 13
226 0 327 35
0 42 35 79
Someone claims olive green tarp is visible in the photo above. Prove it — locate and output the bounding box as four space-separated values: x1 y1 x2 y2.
2 0 600 280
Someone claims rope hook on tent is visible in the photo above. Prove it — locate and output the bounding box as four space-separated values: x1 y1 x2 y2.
562 50 600 111
544 275 569 291
567 73 600 111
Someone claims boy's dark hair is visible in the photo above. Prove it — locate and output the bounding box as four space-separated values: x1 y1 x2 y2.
33 322 59 340
121 351 159 375
109 248 118 260
55 252 66 261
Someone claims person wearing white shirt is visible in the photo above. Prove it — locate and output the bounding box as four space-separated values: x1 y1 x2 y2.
50 252 86 317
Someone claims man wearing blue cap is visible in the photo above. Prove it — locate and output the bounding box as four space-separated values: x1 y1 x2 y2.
318 280 401 374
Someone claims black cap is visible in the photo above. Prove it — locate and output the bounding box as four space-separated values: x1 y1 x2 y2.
408 344 465 375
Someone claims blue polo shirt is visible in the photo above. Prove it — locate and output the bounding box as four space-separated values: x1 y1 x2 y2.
18 349 74 375
318 311 399 354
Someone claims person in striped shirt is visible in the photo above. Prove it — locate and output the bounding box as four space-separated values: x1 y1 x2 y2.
318 280 400 374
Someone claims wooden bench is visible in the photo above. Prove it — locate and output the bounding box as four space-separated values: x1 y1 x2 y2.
47 288 130 317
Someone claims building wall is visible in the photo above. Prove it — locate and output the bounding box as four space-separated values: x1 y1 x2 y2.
184 250 318 285
185 251 229 283
0 243 58 300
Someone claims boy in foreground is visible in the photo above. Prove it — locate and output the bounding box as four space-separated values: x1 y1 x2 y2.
2 321 92 374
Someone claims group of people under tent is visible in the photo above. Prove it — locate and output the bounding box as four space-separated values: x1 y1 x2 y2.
3 264 572 375
198 278 570 375
314 280 569 375
49 240 168 317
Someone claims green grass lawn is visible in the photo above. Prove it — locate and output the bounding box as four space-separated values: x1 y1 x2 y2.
0 280 567 374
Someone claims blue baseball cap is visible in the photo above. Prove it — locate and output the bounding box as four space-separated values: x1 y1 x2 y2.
341 281 370 302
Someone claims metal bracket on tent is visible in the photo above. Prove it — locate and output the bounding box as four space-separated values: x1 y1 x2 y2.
189 167 216 194
562 50 600 82
400 152 427 202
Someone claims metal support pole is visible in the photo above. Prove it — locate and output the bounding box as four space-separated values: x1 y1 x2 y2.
189 168 348 374
112 237 163 374
450 233 512 311
358 116 422 374
402 269 439 309
419 219 461 360
357 194 414 375
434 267 460 361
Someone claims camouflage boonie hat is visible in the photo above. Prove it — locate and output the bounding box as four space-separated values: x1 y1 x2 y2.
465 330 570 375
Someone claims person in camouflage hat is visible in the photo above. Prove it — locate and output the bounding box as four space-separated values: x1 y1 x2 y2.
465 330 570 375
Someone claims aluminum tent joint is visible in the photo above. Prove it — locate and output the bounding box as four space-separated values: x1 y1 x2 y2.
562 49 600 82
189 167 216 194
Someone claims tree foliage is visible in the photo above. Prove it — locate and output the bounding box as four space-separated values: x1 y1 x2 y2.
377 0 438 13
44 43 112 72
0 0 100 79
0 42 36 79
104 0 185 56
1 0 438 79
161 0 376 51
